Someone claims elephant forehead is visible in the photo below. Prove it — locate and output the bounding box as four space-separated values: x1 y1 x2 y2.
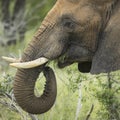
71 6 97 23
58 0 114 4
57 1 100 24
91 0 113 4
57 0 86 6
57 0 90 14
58 0 80 3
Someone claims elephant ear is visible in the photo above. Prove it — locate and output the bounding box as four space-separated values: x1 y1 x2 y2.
91 5 120 74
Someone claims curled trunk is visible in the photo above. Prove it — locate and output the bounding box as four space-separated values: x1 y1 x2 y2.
13 1 59 114
14 66 57 114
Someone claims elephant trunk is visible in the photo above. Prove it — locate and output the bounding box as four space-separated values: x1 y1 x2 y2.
13 2 60 114
14 66 57 114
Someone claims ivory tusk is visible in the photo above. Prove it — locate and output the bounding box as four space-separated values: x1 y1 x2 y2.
10 57 49 69
2 56 21 63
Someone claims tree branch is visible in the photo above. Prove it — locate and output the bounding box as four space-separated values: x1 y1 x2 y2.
75 84 82 120
85 104 94 120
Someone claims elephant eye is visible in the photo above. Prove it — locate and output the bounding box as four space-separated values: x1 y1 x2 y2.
61 17 76 30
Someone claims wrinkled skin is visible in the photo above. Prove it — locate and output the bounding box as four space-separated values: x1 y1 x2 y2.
13 0 120 114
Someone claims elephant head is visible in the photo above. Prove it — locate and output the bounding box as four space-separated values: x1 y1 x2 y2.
3 0 120 114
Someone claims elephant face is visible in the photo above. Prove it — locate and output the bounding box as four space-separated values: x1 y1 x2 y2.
56 0 101 71
33 0 102 72
5 0 120 114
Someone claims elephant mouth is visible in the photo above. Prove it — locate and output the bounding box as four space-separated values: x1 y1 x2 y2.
57 45 93 73
57 56 92 73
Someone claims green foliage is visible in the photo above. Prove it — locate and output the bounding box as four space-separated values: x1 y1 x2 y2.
0 74 13 94
89 73 120 120
26 0 55 29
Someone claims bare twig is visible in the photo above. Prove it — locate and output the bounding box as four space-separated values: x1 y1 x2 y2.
85 104 94 120
0 100 18 112
29 114 39 120
75 84 82 120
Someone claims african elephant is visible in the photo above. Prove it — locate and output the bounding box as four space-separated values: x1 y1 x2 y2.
3 0 120 114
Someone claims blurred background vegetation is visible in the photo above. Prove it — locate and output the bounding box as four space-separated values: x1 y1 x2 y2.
0 0 120 120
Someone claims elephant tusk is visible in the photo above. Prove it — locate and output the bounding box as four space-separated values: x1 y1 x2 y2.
2 56 21 63
10 57 49 69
